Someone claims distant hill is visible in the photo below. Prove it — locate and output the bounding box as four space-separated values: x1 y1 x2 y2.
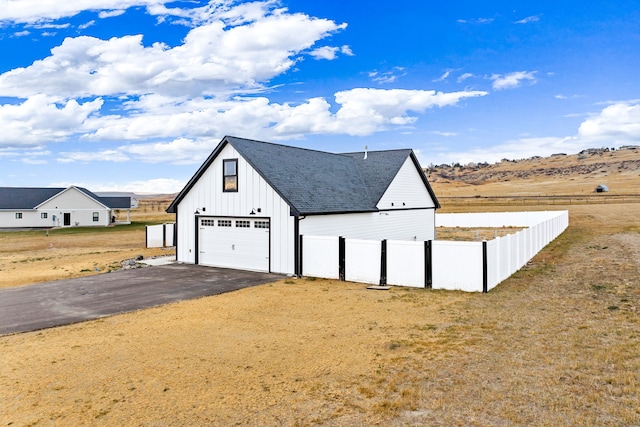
428 146 640 197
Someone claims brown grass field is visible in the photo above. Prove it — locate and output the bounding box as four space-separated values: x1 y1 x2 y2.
0 198 176 288
1 175 640 425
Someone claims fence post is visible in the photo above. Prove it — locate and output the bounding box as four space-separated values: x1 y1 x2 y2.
339 236 346 281
380 239 387 286
162 223 167 248
298 234 304 277
425 240 432 289
482 240 488 293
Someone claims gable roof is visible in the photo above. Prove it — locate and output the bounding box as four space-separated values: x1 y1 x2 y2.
0 186 130 210
168 136 439 215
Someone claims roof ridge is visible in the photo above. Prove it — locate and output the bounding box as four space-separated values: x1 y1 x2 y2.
340 148 412 155
226 135 346 158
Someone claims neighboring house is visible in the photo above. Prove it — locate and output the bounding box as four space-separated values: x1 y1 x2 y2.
167 136 440 275
0 186 133 228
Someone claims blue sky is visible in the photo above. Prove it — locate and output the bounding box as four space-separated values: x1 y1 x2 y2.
1 1 639 193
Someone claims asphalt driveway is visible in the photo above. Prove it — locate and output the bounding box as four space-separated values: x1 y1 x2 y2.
0 264 282 335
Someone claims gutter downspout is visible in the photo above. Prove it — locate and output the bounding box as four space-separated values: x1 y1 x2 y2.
293 213 306 277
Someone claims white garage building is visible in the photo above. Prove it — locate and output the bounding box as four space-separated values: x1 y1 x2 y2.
167 136 440 275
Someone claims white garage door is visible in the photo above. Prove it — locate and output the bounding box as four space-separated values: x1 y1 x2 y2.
198 217 270 272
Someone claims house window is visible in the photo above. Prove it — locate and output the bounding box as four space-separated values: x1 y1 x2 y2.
93 212 99 222
218 219 232 227
15 213 22 219
254 221 269 229
236 220 250 228
201 219 215 227
41 213 48 219
223 159 238 192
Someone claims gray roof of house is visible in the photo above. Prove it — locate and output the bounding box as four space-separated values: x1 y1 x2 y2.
0 187 131 210
168 136 439 215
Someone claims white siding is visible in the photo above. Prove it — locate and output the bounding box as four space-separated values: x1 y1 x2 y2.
175 144 295 275
37 187 110 227
300 208 435 241
377 157 435 210
0 211 53 228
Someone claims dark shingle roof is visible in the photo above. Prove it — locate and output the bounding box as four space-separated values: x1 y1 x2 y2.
227 137 375 214
99 196 132 209
0 187 130 210
0 187 62 210
168 136 439 215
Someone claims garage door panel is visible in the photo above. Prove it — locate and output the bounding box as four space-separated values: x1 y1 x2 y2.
198 217 270 272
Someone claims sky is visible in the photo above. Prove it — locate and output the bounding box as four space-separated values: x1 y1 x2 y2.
1 1 639 194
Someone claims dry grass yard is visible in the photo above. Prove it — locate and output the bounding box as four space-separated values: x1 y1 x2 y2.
0 198 175 289
1 190 640 424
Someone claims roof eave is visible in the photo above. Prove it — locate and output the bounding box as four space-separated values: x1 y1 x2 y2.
166 137 231 213
409 151 441 209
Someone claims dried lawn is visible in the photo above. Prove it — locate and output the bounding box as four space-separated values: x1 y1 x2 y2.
1 202 640 425
0 198 175 289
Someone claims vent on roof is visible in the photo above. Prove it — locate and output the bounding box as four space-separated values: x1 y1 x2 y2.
364 145 368 160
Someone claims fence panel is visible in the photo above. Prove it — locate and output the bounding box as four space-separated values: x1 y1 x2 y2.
345 239 381 285
486 239 500 290
432 241 484 292
295 212 568 292
146 224 164 248
302 235 340 279
165 223 175 247
387 240 425 288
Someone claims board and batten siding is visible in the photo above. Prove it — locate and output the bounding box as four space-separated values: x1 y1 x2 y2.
300 209 435 241
377 157 435 210
175 143 295 275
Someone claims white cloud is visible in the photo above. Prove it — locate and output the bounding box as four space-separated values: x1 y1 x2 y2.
78 20 95 30
0 0 167 24
432 131 458 137
433 69 453 82
102 177 184 194
53 177 185 194
98 10 126 19
515 15 541 24
309 46 339 60
309 45 353 60
368 67 406 84
457 72 474 82
0 95 103 148
437 101 640 164
12 30 30 37
577 103 640 142
57 149 129 163
341 45 354 56
22 157 48 165
77 88 489 143
0 10 345 99
120 137 216 164
457 17 494 24
490 71 537 90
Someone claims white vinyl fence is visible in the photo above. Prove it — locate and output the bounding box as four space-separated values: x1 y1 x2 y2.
300 211 568 292
146 223 175 248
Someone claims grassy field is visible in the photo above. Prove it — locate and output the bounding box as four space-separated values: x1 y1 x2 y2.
1 197 639 425
0 198 175 288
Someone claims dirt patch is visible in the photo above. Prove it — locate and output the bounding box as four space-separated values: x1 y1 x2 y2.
1 204 639 425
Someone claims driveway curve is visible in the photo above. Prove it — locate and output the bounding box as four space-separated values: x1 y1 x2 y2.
0 264 282 335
